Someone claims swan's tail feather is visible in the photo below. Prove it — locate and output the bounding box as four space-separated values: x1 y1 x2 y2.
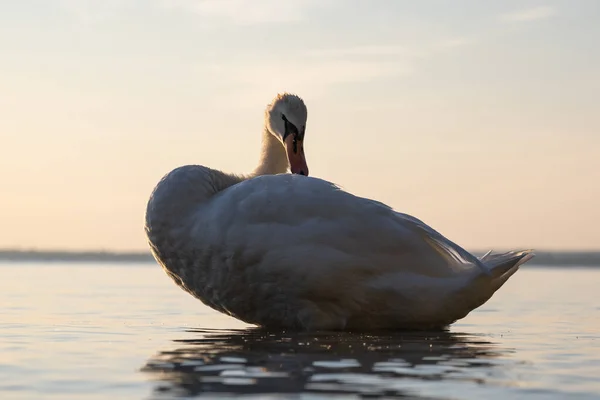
450 249 535 322
480 249 535 291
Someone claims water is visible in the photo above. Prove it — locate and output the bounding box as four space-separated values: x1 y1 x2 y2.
1 262 599 399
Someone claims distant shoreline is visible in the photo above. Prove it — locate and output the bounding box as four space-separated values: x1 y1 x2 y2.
0 249 155 263
1 249 599 266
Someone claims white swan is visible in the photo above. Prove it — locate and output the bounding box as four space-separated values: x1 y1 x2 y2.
145 92 534 331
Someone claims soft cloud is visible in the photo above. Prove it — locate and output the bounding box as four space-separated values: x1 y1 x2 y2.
500 6 557 23
58 0 137 23
303 37 475 59
437 37 476 49
159 0 334 25
59 0 335 25
303 45 428 59
203 36 478 106
196 58 414 107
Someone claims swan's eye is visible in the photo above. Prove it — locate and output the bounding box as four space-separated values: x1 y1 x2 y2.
281 114 299 141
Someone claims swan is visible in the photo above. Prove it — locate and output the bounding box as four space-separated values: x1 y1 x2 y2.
145 92 534 331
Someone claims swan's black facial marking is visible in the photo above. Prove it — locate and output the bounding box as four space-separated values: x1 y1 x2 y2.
281 114 305 155
281 114 297 141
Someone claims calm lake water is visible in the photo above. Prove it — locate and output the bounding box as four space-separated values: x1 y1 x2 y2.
1 262 599 399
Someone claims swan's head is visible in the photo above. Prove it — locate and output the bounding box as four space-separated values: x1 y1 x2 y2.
266 93 309 176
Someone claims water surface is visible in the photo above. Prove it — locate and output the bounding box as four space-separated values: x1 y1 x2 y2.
1 262 599 399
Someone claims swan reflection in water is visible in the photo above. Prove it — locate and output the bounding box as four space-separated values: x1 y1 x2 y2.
142 328 519 399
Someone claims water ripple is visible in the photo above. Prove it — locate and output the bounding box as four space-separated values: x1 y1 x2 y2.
142 328 515 399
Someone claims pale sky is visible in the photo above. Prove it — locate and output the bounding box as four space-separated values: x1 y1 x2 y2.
1 0 599 251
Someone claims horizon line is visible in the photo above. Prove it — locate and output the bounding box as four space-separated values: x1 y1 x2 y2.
2 248 600 267
2 248 600 254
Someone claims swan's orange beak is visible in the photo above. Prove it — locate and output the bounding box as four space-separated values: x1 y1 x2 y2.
284 135 309 176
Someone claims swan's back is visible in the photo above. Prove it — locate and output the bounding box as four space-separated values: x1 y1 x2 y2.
208 174 484 276
146 171 524 330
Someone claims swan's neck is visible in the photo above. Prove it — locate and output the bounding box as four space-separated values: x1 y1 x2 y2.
252 127 289 177
205 128 287 195
203 127 289 194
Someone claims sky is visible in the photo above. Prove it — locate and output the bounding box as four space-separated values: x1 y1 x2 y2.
1 0 599 251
